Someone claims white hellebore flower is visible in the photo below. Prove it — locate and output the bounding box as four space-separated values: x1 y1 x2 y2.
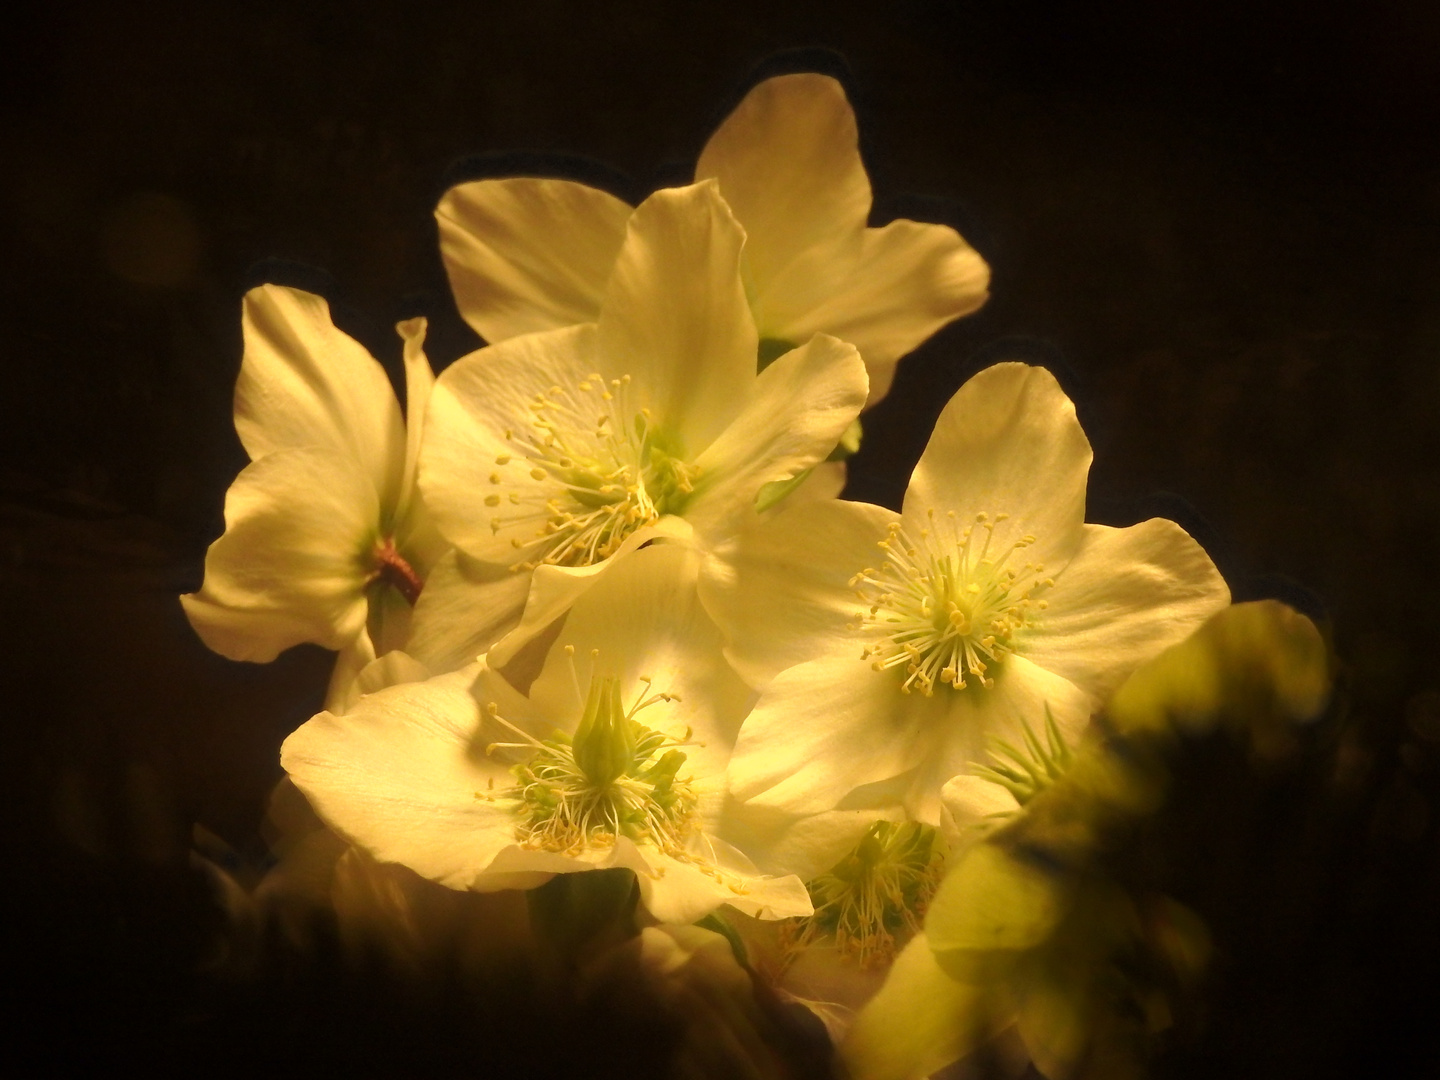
711 362 1231 824
436 72 989 409
419 180 868 665
182 285 447 690
281 543 813 926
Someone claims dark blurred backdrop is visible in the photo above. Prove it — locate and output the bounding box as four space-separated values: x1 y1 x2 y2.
3 1 1439 1076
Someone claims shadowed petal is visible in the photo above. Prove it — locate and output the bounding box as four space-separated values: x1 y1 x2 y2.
236 285 405 507
182 446 378 660
437 177 631 343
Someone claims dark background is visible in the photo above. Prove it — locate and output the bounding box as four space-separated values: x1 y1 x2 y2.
3 1 1439 1076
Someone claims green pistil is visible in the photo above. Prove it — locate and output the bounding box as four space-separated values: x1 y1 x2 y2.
785 820 944 968
503 676 697 856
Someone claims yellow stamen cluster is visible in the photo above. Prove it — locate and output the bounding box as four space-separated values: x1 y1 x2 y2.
478 665 699 858
850 510 1053 695
483 373 700 568
782 820 943 969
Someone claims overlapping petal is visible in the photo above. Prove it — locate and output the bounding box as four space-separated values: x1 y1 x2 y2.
701 497 898 687
686 333 867 540
596 180 756 447
437 177 631 343
433 73 991 412
695 72 869 296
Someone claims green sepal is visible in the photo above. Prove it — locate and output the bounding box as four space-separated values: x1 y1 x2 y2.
527 866 640 967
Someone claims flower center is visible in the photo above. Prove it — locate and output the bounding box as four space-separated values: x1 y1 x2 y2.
850 511 1053 695
784 820 943 968
484 374 700 568
478 667 698 857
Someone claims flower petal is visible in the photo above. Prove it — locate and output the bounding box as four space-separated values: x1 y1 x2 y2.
485 516 696 669
727 651 951 816
596 181 757 448
235 285 405 507
419 324 599 563
436 177 632 343
636 840 812 925
701 497 898 688
940 774 1019 838
686 333 867 542
181 446 379 661
895 655 1096 824
903 363 1091 572
696 74 870 299
324 630 378 712
281 666 521 891
1022 519 1231 700
840 933 992 1080
714 798 887 881
405 549 531 675
765 218 991 406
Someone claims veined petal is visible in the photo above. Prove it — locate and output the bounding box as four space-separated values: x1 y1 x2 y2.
696 74 870 297
596 181 756 448
236 285 405 508
701 498 899 688
405 550 531 675
486 516 696 669
419 324 599 563
940 773 1020 849
764 218 991 407
281 666 524 892
903 363 1091 571
1021 519 1231 701
635 839 813 925
181 446 379 661
687 334 867 542
714 798 888 882
728 651 951 816
436 177 631 343
896 655 1095 825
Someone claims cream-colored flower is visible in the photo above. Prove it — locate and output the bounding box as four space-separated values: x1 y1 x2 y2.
419 180 867 666
281 543 812 925
710 362 1231 824
181 286 447 683
436 72 988 408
